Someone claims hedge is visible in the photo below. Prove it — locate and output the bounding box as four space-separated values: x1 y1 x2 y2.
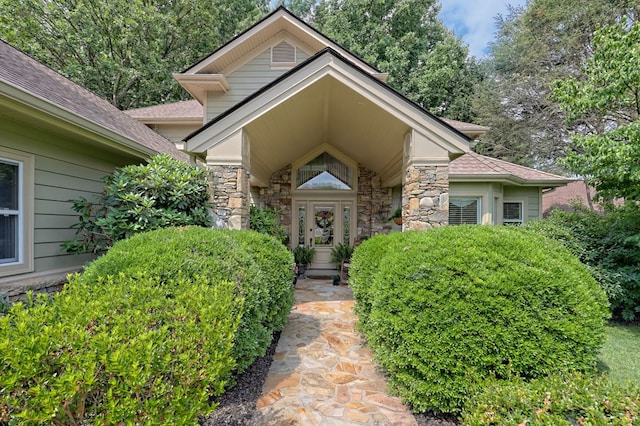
80 226 295 372
0 273 240 425
349 226 610 414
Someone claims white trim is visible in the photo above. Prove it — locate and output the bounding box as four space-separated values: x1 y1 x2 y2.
0 147 34 278
503 200 525 225
449 196 482 225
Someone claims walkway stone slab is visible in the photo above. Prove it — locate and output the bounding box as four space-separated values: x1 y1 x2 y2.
253 279 417 425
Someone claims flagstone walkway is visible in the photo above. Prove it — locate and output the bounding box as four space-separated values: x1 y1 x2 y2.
252 279 417 425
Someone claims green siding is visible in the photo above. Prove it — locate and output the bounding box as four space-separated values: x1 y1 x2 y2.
0 116 141 281
503 186 542 221
206 48 311 120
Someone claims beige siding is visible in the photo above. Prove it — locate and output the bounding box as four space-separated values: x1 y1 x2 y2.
0 117 140 282
206 48 311 120
150 123 201 143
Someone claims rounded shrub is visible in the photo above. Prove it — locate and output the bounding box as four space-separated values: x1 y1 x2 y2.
80 226 295 372
349 226 610 414
0 273 240 425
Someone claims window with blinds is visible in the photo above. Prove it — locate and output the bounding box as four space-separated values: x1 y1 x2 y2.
449 197 480 225
296 152 353 190
271 41 296 66
503 201 523 225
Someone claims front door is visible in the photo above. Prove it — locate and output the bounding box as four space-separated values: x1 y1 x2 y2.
294 200 354 270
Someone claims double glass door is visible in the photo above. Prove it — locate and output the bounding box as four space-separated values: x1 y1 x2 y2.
294 200 353 270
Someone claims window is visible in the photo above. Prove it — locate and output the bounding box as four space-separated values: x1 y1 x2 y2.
0 148 33 277
449 197 481 225
503 201 523 225
296 152 353 190
0 159 20 265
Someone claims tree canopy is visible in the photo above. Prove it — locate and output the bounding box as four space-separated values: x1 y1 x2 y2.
553 20 640 201
472 0 640 172
0 0 268 110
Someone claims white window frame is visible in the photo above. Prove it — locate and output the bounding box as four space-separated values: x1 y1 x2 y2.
0 148 34 278
503 201 524 225
449 197 482 225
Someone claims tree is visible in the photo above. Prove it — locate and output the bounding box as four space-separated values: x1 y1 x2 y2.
310 0 480 121
473 0 640 172
553 21 640 201
0 0 268 110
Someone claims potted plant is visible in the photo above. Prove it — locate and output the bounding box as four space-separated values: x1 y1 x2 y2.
330 242 354 268
293 246 316 277
389 207 402 225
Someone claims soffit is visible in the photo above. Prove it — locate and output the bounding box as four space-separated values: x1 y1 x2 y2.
244 76 409 176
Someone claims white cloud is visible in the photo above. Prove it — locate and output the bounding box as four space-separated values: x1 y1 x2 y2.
438 0 528 58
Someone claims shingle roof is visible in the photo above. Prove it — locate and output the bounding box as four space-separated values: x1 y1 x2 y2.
0 40 187 161
441 118 488 132
125 99 203 121
450 151 571 185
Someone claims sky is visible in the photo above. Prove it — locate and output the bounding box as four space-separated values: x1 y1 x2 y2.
437 0 528 58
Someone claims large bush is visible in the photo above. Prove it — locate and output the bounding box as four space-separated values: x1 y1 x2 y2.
350 226 610 414
63 154 212 254
0 273 240 425
461 372 640 425
80 226 295 372
525 205 640 321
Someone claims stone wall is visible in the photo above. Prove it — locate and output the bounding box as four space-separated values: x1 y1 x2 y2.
209 165 250 230
1 272 68 303
262 165 293 238
357 165 393 239
402 164 449 230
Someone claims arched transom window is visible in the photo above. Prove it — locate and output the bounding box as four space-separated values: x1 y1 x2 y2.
296 152 353 190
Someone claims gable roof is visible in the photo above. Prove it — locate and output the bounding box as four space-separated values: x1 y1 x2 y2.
0 40 187 161
184 47 472 154
450 152 572 187
125 100 203 124
182 7 383 78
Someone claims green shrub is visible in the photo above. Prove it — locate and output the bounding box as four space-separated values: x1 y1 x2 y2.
80 226 295 372
63 154 211 254
526 205 640 321
249 205 287 245
349 226 610 414
0 273 240 425
461 372 640 425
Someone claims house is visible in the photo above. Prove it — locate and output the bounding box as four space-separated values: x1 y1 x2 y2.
127 7 572 271
0 40 186 299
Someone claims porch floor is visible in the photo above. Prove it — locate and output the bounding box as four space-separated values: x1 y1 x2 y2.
253 279 417 425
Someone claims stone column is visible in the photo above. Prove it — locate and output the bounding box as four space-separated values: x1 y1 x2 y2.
209 165 250 230
402 164 449 230
206 129 251 230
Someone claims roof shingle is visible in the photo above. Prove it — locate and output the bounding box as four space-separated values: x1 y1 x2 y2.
0 40 187 161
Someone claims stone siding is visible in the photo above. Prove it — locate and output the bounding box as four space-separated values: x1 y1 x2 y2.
402 164 449 230
209 165 250 230
262 165 293 238
1 272 68 303
357 165 393 239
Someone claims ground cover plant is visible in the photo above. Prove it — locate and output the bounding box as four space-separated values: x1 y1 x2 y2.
349 226 610 415
0 226 295 424
525 205 640 321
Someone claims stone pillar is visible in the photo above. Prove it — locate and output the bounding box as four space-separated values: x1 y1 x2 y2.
357 165 393 238
209 165 250 230
402 164 449 230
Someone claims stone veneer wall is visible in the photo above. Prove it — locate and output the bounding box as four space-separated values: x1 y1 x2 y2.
209 165 250 230
403 164 449 230
262 165 293 239
357 165 393 239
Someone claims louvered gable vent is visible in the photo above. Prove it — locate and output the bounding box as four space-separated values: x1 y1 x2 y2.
271 41 296 65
